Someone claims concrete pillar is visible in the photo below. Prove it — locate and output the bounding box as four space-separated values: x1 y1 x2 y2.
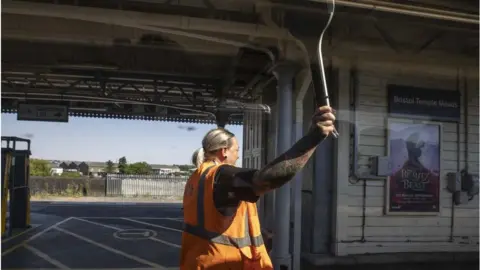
271 62 297 270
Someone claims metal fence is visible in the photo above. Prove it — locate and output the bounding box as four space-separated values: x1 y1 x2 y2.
105 174 188 198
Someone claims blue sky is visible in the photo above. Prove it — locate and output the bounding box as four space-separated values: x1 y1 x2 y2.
1 114 243 165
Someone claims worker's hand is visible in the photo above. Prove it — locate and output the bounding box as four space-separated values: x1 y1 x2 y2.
310 106 336 137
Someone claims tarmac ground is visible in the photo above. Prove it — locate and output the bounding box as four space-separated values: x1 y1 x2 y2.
2 201 183 270
2 201 478 270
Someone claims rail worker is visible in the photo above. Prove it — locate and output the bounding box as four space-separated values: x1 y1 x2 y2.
180 105 336 270
190 146 275 252
191 148 201 168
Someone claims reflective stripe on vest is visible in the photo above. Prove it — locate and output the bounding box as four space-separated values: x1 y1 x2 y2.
183 166 264 248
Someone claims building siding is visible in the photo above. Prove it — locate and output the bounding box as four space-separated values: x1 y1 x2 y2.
344 67 479 254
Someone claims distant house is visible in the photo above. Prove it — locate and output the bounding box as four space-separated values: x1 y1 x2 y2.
77 162 89 176
59 162 69 170
46 160 184 177
67 162 78 171
53 161 85 175
151 164 181 175
87 161 119 177
49 163 64 176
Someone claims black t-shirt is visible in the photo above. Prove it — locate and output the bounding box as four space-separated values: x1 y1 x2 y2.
212 165 259 216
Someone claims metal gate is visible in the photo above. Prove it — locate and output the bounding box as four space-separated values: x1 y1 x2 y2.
242 108 270 224
105 174 187 198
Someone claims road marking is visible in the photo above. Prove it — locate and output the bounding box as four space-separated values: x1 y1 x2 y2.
34 202 182 207
164 218 183 223
122 218 182 233
2 224 41 243
73 217 180 248
73 217 120 230
148 236 181 248
113 229 157 240
77 217 183 220
2 268 180 270
54 227 165 269
2 217 74 256
24 244 71 270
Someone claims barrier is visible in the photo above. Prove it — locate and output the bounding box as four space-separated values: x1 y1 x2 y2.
1 136 31 238
106 174 187 198
1 152 12 235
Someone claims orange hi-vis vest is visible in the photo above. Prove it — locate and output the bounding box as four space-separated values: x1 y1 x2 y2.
180 161 273 270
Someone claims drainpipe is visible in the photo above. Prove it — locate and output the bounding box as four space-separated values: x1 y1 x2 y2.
291 70 312 270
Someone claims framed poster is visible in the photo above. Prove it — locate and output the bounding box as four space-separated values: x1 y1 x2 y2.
385 118 442 215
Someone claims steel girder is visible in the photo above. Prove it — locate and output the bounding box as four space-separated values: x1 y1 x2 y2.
13 0 260 25
1 71 262 125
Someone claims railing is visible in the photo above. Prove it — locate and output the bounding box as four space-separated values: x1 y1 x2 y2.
106 174 188 198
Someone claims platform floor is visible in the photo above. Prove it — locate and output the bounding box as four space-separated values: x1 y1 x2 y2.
2 201 478 270
1 201 183 269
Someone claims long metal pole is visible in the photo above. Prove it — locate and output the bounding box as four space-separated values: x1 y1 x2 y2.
261 0 479 25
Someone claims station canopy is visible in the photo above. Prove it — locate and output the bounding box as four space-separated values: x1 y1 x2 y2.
2 0 478 125
1 0 275 125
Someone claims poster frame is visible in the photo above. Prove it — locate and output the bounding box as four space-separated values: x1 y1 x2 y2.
385 117 443 216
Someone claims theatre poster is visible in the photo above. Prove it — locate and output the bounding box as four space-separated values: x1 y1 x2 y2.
385 119 442 215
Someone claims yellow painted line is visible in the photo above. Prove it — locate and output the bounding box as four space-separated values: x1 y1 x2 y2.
24 244 71 269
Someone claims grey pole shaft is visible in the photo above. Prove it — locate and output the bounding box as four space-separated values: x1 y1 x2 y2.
271 63 295 269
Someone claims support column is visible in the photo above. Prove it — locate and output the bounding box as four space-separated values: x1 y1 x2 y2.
312 68 337 254
215 111 230 128
271 62 297 270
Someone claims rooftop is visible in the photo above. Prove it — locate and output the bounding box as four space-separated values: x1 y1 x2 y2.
47 160 181 169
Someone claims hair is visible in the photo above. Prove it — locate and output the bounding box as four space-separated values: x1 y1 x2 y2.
194 128 235 166
191 148 203 168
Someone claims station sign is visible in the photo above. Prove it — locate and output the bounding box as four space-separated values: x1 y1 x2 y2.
387 85 461 122
17 104 69 123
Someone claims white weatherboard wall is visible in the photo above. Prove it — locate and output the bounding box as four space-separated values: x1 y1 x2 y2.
339 66 479 255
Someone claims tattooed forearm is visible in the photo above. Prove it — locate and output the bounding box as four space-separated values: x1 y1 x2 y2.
252 128 327 195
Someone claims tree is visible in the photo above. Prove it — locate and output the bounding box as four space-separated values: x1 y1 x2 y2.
30 159 52 176
126 162 152 175
178 164 195 171
105 160 115 174
118 157 128 174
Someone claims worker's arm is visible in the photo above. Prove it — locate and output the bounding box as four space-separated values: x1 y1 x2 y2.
211 130 323 213
211 106 335 213
212 165 259 216
251 106 335 196
250 128 324 196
